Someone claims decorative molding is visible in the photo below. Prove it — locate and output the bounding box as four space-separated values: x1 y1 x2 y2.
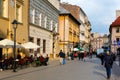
17 0 24 5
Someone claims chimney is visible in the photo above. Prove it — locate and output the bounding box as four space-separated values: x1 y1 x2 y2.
116 10 120 18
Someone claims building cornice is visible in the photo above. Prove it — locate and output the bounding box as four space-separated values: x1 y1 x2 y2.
17 0 24 5
0 16 9 21
30 23 52 33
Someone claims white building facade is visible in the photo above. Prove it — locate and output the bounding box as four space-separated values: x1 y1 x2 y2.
29 0 60 58
79 8 86 47
79 8 92 50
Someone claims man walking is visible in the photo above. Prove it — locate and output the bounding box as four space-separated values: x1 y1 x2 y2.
58 50 64 64
104 51 114 80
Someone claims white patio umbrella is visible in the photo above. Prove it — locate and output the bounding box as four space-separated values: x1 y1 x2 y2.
21 42 40 49
0 39 22 48
73 48 79 51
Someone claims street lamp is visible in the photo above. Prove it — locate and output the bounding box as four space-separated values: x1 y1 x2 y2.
12 20 19 72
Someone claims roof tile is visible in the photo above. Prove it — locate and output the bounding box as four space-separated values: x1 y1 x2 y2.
110 16 120 27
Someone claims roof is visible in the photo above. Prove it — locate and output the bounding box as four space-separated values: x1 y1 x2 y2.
110 16 120 27
60 7 81 25
109 16 120 33
60 6 70 14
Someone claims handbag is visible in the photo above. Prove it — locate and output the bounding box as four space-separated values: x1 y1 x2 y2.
74 53 78 57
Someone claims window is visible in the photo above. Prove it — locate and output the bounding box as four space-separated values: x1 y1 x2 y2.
2 0 8 18
0 0 8 18
16 4 22 22
116 38 119 42
44 16 47 28
29 37 34 42
36 12 39 25
46 18 50 30
29 37 34 53
43 39 46 53
29 8 35 23
116 28 119 33
10 0 14 7
30 9 33 23
37 38 40 53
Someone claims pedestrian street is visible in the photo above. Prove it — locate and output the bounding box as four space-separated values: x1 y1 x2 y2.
0 56 119 80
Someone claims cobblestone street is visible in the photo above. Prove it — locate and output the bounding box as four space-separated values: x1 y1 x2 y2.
0 56 119 80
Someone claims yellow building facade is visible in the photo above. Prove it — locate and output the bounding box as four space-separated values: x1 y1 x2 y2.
0 0 29 58
59 7 80 53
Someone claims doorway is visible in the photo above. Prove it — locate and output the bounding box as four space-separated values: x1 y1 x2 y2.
0 38 3 59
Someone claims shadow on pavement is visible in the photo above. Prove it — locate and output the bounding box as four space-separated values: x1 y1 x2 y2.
88 57 101 65
93 70 106 79
94 65 105 71
112 62 120 78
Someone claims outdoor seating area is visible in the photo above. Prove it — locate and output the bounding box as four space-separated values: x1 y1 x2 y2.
0 39 49 71
0 55 49 71
34 56 49 66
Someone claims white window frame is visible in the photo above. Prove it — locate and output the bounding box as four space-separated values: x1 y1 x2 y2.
39 13 42 26
55 23 58 32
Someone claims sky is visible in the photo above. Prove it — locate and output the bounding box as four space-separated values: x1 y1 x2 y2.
61 0 120 35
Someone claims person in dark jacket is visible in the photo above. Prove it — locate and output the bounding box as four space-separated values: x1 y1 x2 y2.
58 50 64 64
44 54 49 66
99 53 105 65
103 51 114 80
70 51 74 60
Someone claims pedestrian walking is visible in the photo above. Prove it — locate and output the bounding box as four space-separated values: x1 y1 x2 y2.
99 53 105 65
81 51 84 61
70 51 74 60
58 50 65 65
62 53 66 65
78 51 81 60
89 50 92 58
83 51 87 61
67 52 71 60
103 51 114 80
